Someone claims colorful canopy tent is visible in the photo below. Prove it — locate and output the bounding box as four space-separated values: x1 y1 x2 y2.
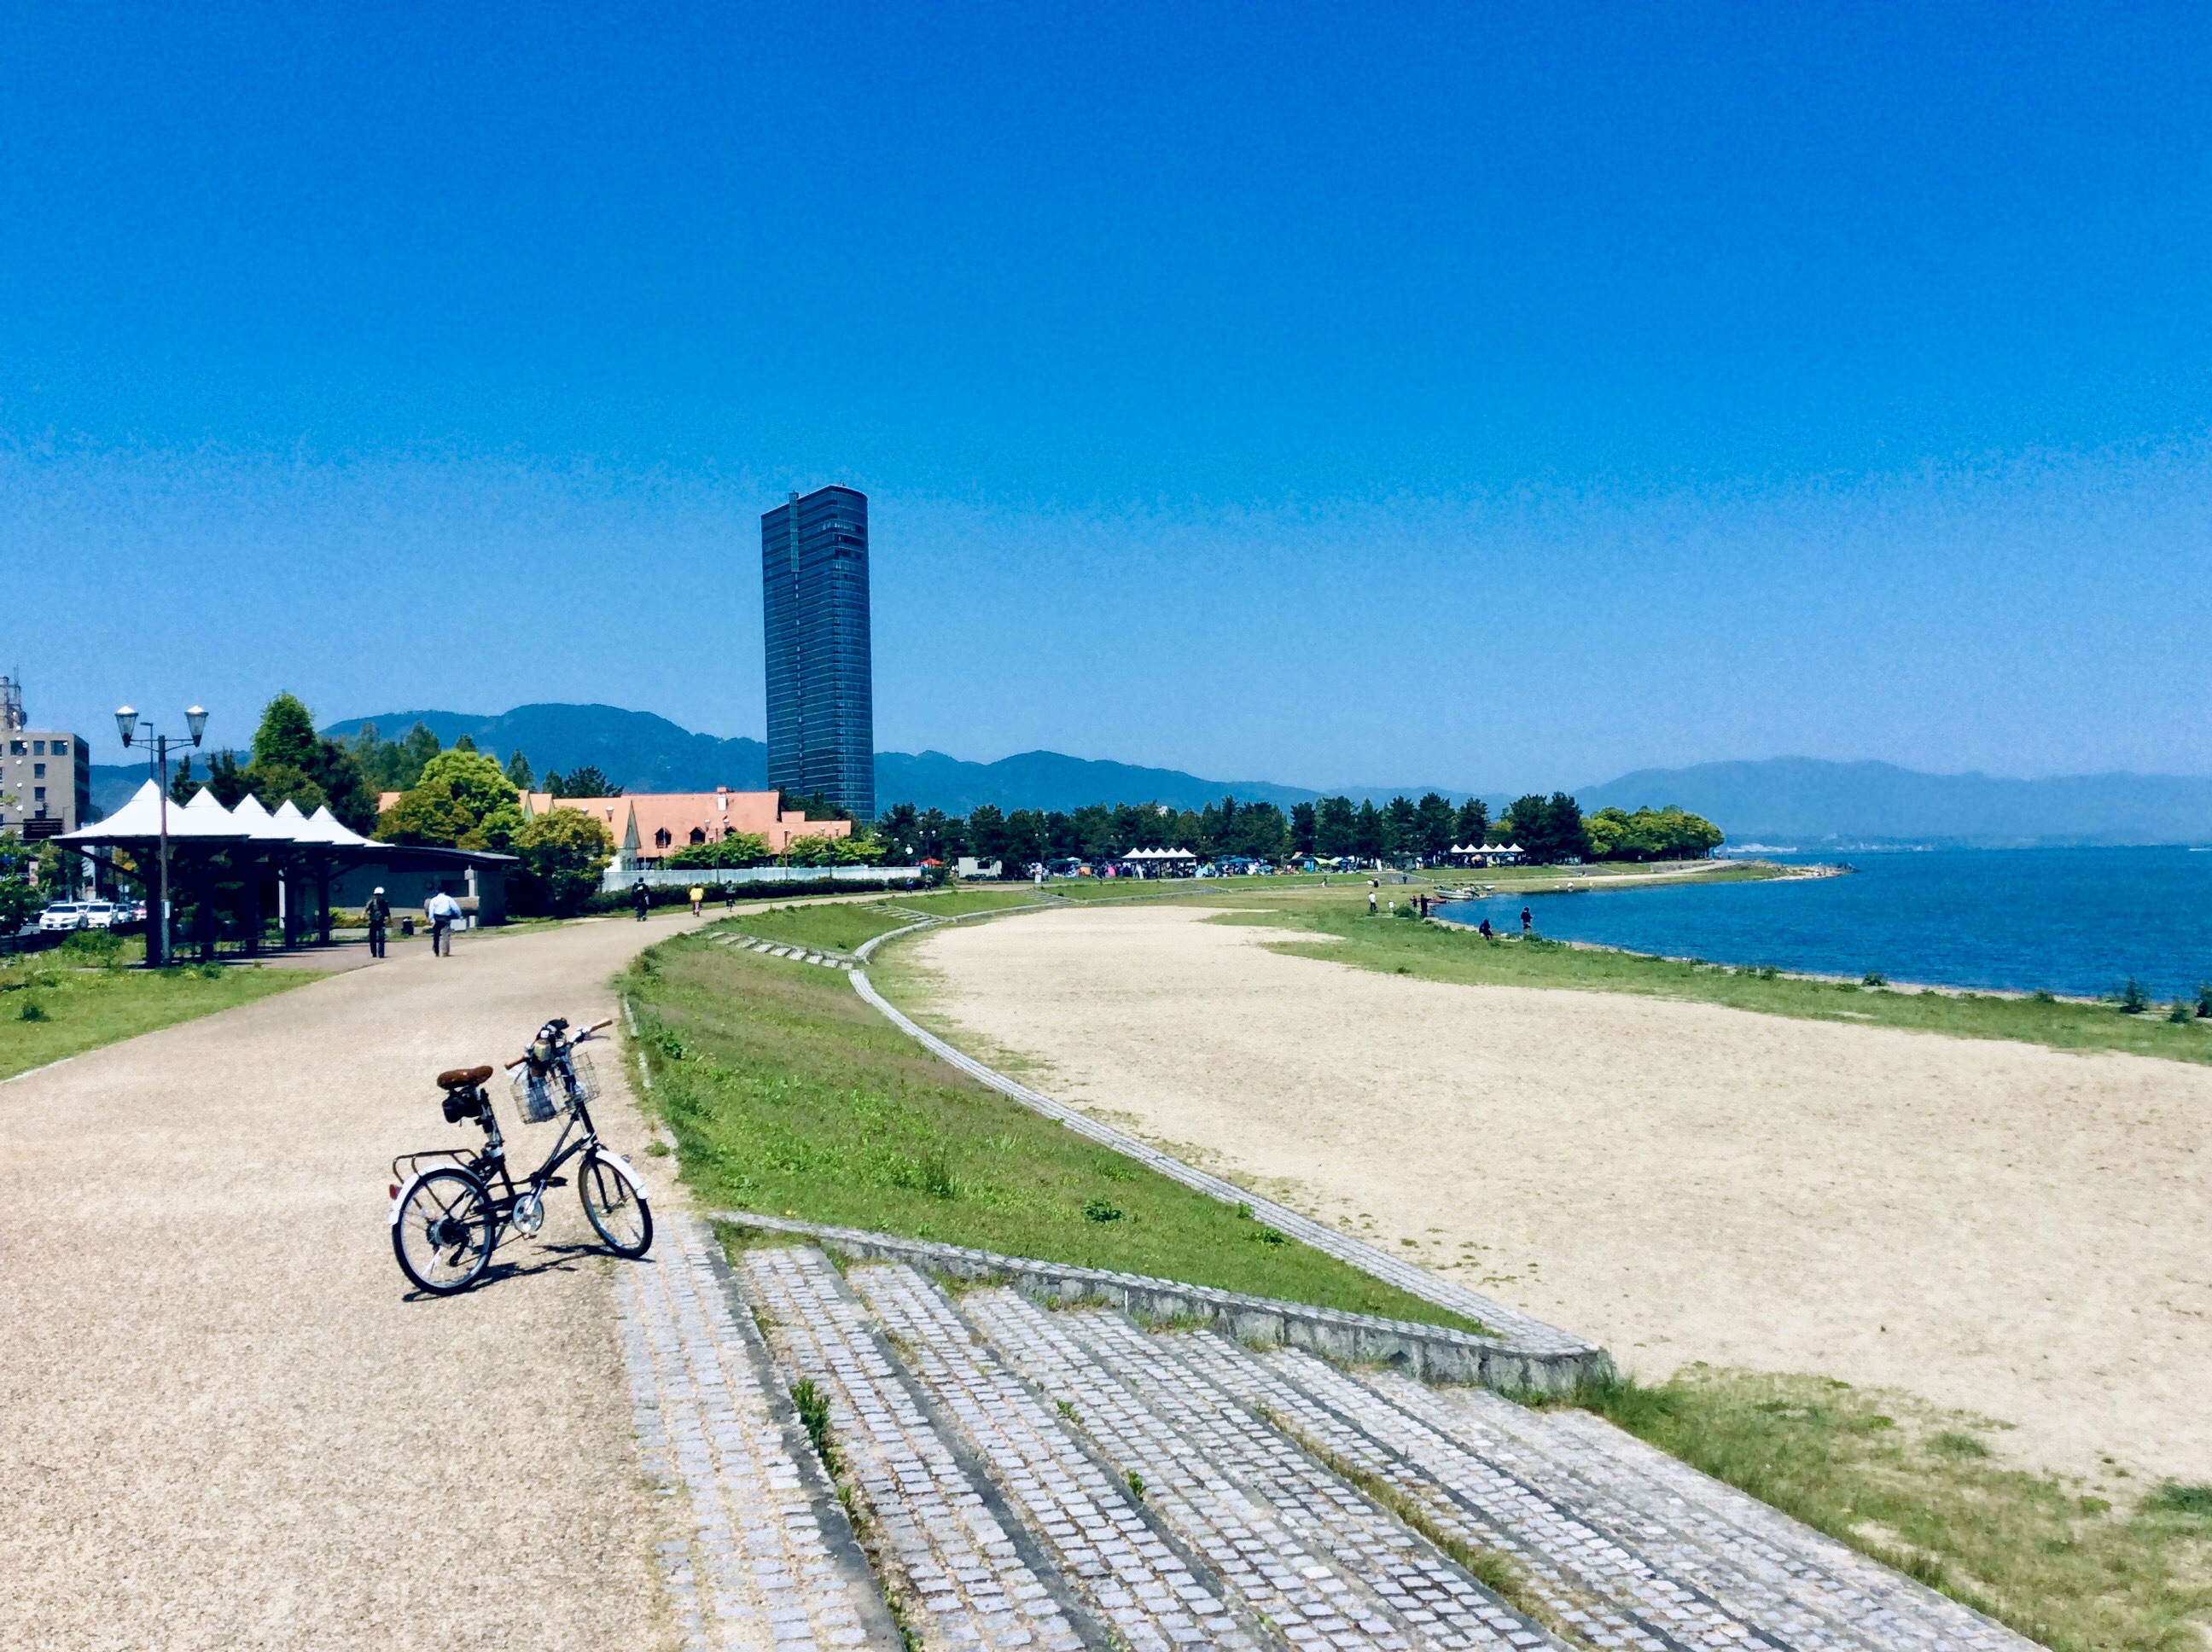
58 782 514 957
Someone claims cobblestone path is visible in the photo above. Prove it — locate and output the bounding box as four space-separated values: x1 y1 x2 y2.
619 1225 2038 1652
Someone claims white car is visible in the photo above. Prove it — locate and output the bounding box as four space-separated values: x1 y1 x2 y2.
79 901 124 930
38 903 87 933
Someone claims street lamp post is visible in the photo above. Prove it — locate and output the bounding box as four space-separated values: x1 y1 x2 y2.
114 704 208 969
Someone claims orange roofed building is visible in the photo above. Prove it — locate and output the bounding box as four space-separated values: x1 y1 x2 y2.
521 787 849 872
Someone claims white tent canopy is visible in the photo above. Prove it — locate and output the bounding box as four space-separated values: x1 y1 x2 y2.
1121 846 1197 861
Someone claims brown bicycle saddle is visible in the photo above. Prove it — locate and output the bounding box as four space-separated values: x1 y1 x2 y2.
437 1064 495 1091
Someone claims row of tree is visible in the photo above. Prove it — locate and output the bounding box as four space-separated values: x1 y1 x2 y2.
871 790 1722 870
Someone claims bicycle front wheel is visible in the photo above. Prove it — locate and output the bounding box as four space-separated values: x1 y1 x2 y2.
393 1168 496 1294
579 1149 652 1258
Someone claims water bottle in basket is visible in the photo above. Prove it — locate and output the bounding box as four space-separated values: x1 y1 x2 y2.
511 1061 559 1124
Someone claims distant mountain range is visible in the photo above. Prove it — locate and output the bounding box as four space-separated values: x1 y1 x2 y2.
312 704 1435 816
1582 758 2212 848
84 703 2212 846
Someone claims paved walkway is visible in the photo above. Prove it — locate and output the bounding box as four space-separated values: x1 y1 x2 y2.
0 911 699 1651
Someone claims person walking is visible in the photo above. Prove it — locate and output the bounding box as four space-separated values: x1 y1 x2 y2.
632 879 650 922
689 883 705 917
1520 905 1534 935
426 889 463 957
364 887 390 958
723 884 736 912
1368 889 1378 916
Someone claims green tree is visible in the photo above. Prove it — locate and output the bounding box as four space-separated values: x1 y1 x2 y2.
875 802 921 858
504 750 535 789
967 804 1008 863
1414 794 1456 862
665 832 771 869
1351 799 1386 859
1454 797 1489 848
548 765 620 799
251 693 320 770
1290 801 1317 855
509 808 614 916
1384 796 1418 859
230 693 375 829
1314 796 1356 857
377 748 522 850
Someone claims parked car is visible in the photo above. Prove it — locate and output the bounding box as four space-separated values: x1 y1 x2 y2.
38 902 87 933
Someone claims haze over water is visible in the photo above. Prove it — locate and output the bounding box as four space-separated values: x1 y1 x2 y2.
1437 847 2212 1002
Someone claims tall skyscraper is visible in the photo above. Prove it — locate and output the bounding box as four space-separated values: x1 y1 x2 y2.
761 485 875 821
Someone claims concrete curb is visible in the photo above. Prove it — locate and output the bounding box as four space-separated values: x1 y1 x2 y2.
708 1211 1614 1394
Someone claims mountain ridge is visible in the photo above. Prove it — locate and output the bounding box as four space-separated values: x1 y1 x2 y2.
82 702 2212 845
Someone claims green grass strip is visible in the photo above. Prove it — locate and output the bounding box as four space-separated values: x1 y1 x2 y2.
624 924 1481 1330
0 948 317 1080
1574 1369 2212 1652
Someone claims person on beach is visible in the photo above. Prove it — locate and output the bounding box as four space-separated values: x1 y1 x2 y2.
689 883 705 916
425 889 463 957
1478 916 1493 938
1520 905 1533 935
364 887 390 957
632 879 650 922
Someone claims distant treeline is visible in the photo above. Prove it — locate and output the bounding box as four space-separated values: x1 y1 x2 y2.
877 793 1722 867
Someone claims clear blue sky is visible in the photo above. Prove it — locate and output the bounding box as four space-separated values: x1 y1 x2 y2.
5 3 2208 791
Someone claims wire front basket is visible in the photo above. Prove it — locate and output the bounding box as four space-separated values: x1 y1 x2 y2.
510 1047 599 1124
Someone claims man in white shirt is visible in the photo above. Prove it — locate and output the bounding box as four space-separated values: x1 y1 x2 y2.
425 890 464 957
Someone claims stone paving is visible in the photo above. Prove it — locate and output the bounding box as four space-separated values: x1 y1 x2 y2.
614 1215 892 1651
742 1245 1093 1651
614 1224 2040 1652
852 1261 1267 1652
713 930 855 970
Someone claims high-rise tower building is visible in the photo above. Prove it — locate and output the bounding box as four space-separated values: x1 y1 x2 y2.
760 485 875 821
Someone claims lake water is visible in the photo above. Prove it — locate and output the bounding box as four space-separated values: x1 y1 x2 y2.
1433 846 2212 1002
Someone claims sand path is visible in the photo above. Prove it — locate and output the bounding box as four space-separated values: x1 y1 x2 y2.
0 913 697 1651
910 905 2212 1485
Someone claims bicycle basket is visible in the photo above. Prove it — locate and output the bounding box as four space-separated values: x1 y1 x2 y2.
560 1048 601 1107
510 1064 559 1125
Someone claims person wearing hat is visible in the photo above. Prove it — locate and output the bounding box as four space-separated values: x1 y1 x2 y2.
364 887 391 957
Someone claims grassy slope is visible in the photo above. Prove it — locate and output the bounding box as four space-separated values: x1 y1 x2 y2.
1203 897 2212 1067
1586 1370 2212 1652
621 922 1481 1329
0 951 316 1079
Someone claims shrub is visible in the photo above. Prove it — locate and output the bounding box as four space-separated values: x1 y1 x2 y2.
2168 998 2194 1024
2119 977 2151 1015
1862 971 1887 988
60 929 123 967
2197 981 2212 1019
18 998 44 1021
509 809 616 917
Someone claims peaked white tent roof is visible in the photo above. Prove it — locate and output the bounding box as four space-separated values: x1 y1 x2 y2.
1122 846 1197 860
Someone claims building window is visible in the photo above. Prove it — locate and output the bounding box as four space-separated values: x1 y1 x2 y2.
689 828 706 844
32 764 44 778
33 787 45 800
654 828 672 848
7 742 20 755
31 741 44 755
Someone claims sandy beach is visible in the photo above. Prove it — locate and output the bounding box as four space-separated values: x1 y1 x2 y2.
908 904 2212 1486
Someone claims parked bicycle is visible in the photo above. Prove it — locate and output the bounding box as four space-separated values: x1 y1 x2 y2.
388 1015 654 1295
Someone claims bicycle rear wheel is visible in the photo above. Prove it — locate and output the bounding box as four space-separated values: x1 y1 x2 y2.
579 1149 652 1258
392 1168 496 1294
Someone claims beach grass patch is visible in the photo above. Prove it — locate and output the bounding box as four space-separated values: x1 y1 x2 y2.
624 928 1483 1329
1208 904 2212 1067
1575 1366 2212 1652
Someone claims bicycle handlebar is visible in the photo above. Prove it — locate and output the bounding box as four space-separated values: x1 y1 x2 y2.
503 1015 615 1070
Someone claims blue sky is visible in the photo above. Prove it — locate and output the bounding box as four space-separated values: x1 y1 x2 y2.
4 2 2208 790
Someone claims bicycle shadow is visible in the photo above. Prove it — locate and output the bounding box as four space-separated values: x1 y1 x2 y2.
396 1239 648 1303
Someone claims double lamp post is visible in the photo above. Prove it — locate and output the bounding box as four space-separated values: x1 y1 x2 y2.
114 703 207 969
